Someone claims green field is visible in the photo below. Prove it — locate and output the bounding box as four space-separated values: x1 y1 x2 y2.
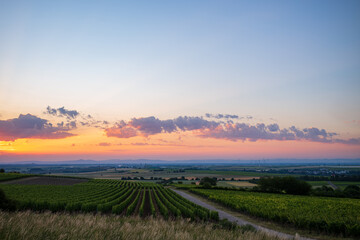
332 181 360 190
0 173 31 182
306 181 360 190
190 188 360 237
306 181 331 188
0 179 217 221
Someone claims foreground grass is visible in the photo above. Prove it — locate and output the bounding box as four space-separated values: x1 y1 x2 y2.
0 211 279 240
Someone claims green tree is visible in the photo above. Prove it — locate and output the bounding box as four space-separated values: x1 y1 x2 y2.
200 177 217 187
344 185 360 198
0 189 16 211
258 176 311 195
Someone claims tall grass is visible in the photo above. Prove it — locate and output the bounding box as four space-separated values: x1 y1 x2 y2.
0 211 280 240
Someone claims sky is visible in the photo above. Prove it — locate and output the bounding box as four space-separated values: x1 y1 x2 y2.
0 0 359 162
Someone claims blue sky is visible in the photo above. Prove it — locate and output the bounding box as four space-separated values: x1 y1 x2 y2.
0 1 359 160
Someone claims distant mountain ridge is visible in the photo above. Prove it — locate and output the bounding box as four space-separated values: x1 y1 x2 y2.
1 158 360 165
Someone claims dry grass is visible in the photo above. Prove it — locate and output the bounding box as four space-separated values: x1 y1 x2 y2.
0 211 281 240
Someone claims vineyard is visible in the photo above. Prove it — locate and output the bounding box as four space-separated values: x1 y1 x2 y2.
190 188 360 237
0 179 218 221
0 173 31 182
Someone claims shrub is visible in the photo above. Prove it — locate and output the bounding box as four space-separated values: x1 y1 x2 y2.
81 203 97 213
344 185 360 198
210 211 219 221
258 176 311 195
200 177 217 186
218 218 237 230
0 189 16 211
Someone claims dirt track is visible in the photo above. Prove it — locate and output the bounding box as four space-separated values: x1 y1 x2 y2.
327 181 338 190
1 176 88 185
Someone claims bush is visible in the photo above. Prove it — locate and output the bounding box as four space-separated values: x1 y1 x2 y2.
49 202 66 212
0 189 16 211
65 202 82 212
200 177 217 186
202 182 212 188
344 185 360 198
210 211 219 221
258 176 311 195
218 218 237 230
81 202 97 212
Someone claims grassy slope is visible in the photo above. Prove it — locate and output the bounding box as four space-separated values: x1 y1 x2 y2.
0 211 279 240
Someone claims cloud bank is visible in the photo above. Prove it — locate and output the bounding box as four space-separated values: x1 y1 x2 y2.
46 106 79 119
105 115 359 145
45 106 109 129
1 110 358 145
105 116 219 138
0 114 75 141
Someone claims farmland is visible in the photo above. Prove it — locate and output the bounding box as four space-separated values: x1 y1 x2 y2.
0 179 218 221
332 181 360 190
1 176 88 185
189 188 360 237
0 173 32 182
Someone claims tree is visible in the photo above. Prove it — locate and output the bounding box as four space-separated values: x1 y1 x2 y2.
258 176 311 195
0 189 16 211
344 185 360 198
0 168 4 173
200 177 217 187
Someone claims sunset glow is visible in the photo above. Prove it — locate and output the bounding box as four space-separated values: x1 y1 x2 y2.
0 0 359 162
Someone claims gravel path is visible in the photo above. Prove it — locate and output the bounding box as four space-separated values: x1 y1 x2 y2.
327 181 338 190
173 189 314 240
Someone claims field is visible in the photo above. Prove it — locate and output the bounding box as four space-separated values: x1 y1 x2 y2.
0 211 279 240
172 180 257 188
1 176 88 185
305 181 360 190
306 181 330 187
190 188 360 237
46 168 271 180
185 170 293 178
217 181 257 188
0 173 31 182
332 181 360 190
0 179 218 221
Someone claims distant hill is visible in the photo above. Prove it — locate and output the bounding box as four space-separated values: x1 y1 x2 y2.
1 158 359 166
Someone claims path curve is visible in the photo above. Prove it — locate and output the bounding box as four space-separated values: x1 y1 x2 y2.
173 189 314 240
327 181 338 190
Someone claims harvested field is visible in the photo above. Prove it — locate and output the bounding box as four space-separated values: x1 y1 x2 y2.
1 176 88 185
